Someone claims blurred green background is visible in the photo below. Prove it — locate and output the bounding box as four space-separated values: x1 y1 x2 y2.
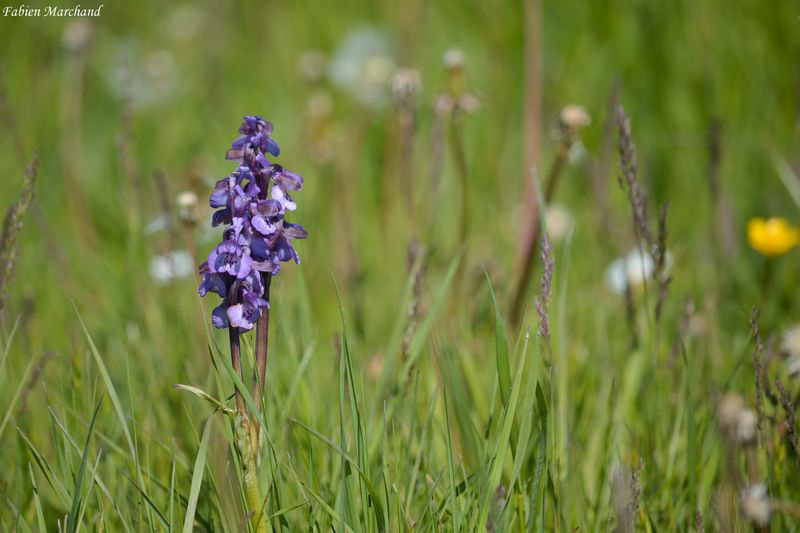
1 0 800 530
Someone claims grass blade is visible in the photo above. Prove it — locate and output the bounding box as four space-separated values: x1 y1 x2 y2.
182 416 213 533
28 463 46 533
478 331 531 529
486 271 511 408
67 399 102 533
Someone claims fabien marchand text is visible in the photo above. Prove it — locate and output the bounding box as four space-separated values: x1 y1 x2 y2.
2 4 103 17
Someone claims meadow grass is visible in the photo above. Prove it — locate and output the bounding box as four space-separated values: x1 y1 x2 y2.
1 0 800 530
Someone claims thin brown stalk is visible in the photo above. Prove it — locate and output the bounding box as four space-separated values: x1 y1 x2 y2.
516 0 542 324
511 139 570 326
522 0 542 209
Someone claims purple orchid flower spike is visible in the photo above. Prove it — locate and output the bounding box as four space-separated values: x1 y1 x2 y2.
199 114 307 332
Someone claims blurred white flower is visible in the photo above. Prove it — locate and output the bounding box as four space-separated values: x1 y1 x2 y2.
741 483 770 527
605 246 671 294
560 105 591 130
175 190 199 226
788 357 800 378
782 324 800 358
329 27 395 108
736 409 757 445
545 204 574 242
716 394 757 446
149 250 193 284
391 68 421 102
443 48 465 70
717 393 744 433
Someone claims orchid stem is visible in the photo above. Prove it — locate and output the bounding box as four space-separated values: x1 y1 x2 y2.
229 327 246 415
254 274 271 414
230 326 266 532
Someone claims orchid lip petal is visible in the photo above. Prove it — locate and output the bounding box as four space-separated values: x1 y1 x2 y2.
251 215 276 236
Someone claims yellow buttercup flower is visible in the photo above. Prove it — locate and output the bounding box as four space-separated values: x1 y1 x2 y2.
747 217 800 256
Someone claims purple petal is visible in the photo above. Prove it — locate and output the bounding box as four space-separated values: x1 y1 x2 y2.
251 215 277 236
273 234 298 263
211 304 229 328
271 186 296 211
227 304 252 329
255 199 281 217
283 222 308 240
253 259 280 274
236 253 253 279
266 138 280 157
210 179 230 208
212 208 231 227
199 273 228 297
272 167 303 191
250 237 269 260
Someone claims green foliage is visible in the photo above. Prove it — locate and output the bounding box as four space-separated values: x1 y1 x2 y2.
1 0 800 530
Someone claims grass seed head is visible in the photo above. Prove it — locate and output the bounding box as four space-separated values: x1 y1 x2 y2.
0 154 38 314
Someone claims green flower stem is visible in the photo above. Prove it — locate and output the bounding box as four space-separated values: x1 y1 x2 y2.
235 413 267 533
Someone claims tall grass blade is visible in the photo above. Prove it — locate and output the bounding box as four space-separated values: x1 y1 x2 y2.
528 383 548 532
182 416 212 533
28 463 46 533
478 331 530 529
486 271 511 408
67 399 102 533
